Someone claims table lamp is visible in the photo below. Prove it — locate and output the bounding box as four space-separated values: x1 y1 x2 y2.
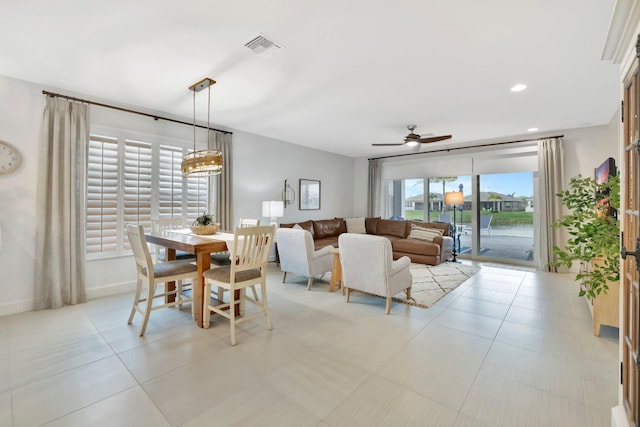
262 200 284 226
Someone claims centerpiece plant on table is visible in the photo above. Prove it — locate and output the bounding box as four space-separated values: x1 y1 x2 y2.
190 212 219 235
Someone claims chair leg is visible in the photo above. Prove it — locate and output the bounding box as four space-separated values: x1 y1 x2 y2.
346 287 351 303
307 276 314 291
250 285 259 301
261 280 273 331
128 278 142 324
229 286 237 346
282 272 287 283
217 286 225 302
405 286 411 300
177 279 183 309
139 281 155 336
203 282 212 328
385 297 391 315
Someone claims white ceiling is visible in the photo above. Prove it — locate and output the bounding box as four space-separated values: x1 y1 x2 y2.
0 0 620 158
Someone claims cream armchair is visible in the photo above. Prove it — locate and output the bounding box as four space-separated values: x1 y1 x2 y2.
338 233 412 314
275 228 333 290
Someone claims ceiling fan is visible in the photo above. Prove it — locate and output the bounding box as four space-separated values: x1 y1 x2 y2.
372 125 452 147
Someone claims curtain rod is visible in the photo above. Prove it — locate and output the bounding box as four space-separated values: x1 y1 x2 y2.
368 134 564 160
41 90 233 135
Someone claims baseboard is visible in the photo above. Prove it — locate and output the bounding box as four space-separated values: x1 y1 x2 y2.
0 299 33 317
0 281 136 317
612 405 631 427
86 280 136 299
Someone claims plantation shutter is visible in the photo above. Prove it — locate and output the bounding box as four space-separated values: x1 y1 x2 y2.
123 139 152 248
186 173 209 224
86 135 119 255
158 145 183 219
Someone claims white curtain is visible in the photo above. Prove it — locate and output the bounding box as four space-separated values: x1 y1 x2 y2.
368 158 382 217
212 131 232 230
34 97 89 309
537 137 564 271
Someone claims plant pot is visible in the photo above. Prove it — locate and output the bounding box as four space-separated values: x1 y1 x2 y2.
190 223 219 235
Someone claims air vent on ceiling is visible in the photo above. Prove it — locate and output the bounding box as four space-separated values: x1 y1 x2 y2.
244 34 282 57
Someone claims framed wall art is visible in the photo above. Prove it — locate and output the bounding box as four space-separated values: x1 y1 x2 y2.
299 179 320 210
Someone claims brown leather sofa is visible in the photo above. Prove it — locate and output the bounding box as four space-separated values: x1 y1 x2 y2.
280 217 453 265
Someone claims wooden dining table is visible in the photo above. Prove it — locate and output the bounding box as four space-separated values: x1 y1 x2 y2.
144 230 228 328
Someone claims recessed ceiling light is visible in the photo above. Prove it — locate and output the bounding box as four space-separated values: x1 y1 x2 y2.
527 127 538 132
511 84 527 92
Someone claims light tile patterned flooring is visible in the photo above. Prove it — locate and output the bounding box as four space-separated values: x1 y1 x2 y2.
0 261 618 426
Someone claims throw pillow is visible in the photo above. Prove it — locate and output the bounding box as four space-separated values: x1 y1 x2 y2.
408 224 444 242
345 217 366 234
292 224 303 230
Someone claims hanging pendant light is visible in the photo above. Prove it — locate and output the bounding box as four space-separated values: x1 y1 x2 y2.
181 78 223 177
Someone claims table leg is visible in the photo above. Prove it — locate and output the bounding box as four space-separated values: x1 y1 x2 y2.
195 251 211 327
329 252 342 292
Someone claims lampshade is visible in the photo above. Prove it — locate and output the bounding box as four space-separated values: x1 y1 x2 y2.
262 200 284 218
182 77 224 177
444 191 464 206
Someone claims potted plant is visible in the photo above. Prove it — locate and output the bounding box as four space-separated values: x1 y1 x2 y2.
550 173 620 299
190 212 219 235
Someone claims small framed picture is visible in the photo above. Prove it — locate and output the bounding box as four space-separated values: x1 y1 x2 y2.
299 179 320 210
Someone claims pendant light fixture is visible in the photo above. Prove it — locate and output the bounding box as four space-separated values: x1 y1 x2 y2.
181 77 223 177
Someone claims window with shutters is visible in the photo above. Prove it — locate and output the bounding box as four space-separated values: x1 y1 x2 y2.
86 131 211 259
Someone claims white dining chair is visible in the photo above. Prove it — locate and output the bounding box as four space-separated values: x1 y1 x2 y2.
203 225 275 345
126 224 198 336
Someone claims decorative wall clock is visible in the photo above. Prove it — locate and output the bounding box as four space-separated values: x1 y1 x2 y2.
0 140 21 175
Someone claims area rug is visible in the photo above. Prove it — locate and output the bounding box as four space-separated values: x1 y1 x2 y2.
393 262 481 308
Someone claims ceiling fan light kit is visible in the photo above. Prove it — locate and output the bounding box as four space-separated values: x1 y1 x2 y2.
372 124 452 147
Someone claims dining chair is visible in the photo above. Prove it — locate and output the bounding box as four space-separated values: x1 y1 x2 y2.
202 225 275 345
126 224 198 336
151 217 195 262
238 218 260 228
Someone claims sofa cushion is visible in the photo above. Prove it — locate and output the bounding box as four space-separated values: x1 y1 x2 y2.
376 219 408 238
313 218 347 239
392 239 440 256
365 217 380 234
280 220 315 238
408 221 450 237
408 224 444 242
314 237 338 250
345 217 366 234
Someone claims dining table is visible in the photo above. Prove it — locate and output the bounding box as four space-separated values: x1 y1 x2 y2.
144 229 233 328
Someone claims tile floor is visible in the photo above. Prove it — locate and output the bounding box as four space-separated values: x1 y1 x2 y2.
0 261 618 427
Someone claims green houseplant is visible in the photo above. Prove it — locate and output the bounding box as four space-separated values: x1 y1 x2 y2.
550 173 620 299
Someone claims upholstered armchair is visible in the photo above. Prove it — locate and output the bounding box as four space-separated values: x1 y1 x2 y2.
275 228 333 290
338 233 412 314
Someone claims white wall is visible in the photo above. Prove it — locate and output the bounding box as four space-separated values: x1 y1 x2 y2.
0 74 354 315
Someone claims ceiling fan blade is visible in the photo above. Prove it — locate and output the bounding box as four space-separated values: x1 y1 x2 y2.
418 135 452 143
371 143 407 146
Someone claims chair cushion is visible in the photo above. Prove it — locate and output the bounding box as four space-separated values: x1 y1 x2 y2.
148 261 197 278
203 266 261 283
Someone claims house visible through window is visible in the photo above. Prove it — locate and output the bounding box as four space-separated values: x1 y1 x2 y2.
86 131 210 259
